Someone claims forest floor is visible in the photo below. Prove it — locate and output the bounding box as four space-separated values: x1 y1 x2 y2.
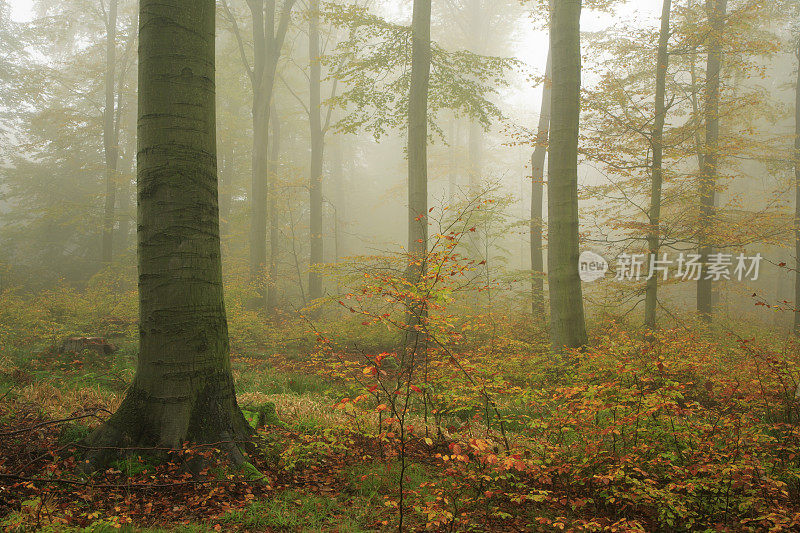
3 305 800 531
0 338 537 532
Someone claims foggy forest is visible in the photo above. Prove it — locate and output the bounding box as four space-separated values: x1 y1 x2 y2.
2 0 800 530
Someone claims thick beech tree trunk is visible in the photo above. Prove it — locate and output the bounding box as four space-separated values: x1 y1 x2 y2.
644 0 672 329
697 0 727 322
85 0 250 469
547 0 587 351
795 40 800 336
531 50 551 320
308 0 324 302
101 0 118 265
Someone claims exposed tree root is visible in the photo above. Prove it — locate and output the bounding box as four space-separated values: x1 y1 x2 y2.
79 378 253 475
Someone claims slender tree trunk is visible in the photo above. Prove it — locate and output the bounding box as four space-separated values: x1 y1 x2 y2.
468 122 483 195
644 0 672 329
467 120 484 270
531 50 551 320
248 1 269 305
466 0 486 199
308 0 324 302
85 0 250 470
448 116 458 204
332 142 345 255
219 148 233 239
116 131 135 255
113 14 138 257
547 0 587 351
794 40 800 336
116 171 131 253
407 0 431 279
331 141 345 294
697 0 727 322
101 0 119 264
465 0 488 272
690 51 705 170
404 0 432 360
267 104 281 313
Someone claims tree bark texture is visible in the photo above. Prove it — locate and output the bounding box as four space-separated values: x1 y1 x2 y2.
101 0 119 264
697 0 727 322
85 0 250 469
644 0 672 329
547 0 588 350
531 50 551 320
308 0 324 302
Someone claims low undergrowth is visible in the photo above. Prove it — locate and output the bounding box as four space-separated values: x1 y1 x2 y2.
3 278 800 531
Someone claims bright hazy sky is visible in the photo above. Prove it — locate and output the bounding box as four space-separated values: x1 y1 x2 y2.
6 0 663 71
6 0 664 123
9 0 33 22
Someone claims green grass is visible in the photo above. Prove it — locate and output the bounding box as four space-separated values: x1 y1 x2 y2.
7 342 138 393
345 460 434 500
241 401 280 428
58 422 92 445
233 367 333 397
220 490 348 531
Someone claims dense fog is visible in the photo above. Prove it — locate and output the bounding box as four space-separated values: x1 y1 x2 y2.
3 1 800 530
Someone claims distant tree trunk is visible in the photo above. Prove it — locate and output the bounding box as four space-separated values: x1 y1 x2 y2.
547 0 587 351
697 0 727 322
466 0 486 198
84 0 250 470
248 0 269 306
219 148 233 239
308 0 324 302
101 0 119 265
690 49 705 170
465 0 488 269
531 50 551 321
794 39 800 336
230 0 294 310
405 0 432 348
644 0 672 329
116 167 132 253
467 120 484 266
468 122 483 195
267 104 281 314
113 14 138 257
116 130 135 255
448 116 458 203
331 142 345 276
